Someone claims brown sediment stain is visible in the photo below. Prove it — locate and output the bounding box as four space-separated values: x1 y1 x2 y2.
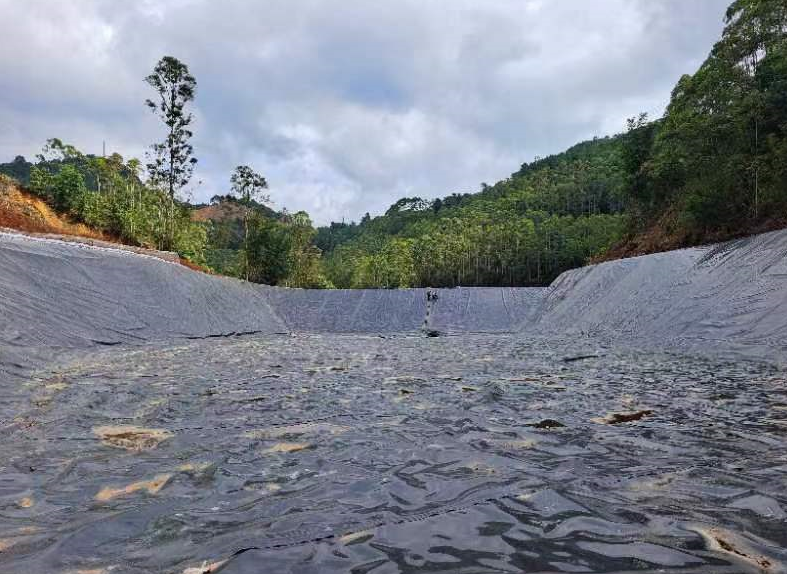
688 525 777 571
93 425 172 451
95 474 172 502
17 496 33 508
339 530 373 545
263 442 310 454
12 416 38 430
182 559 228 574
0 531 35 553
592 410 653 425
245 422 348 440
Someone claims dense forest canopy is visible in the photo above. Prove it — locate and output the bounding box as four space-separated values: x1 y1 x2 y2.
620 0 787 245
1 0 785 288
315 0 787 286
316 136 628 288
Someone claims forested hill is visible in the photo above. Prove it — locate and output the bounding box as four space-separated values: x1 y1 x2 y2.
317 0 787 289
605 0 787 258
316 136 628 288
1 0 784 290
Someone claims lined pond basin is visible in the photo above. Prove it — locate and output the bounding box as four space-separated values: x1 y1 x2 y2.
2 334 786 573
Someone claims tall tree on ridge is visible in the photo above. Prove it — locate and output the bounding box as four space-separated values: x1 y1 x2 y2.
144 56 197 249
230 165 269 280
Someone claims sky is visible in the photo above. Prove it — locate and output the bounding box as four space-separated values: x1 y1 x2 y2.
0 0 730 224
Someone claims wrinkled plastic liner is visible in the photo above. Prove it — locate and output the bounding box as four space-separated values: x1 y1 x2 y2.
2 333 785 573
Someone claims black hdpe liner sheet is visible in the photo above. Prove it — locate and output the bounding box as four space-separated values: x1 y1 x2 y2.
1 231 787 572
3 334 786 573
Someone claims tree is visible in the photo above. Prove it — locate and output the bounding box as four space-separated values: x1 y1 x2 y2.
229 165 269 280
29 163 87 213
284 211 329 288
144 56 198 249
245 216 293 285
24 139 207 261
637 0 787 239
318 134 628 288
0 155 32 184
621 113 659 216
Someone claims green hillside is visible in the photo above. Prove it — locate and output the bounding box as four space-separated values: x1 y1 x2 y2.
3 0 785 288
317 0 787 287
317 135 628 288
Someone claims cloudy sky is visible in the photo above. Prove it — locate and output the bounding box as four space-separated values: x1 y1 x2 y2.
0 0 729 224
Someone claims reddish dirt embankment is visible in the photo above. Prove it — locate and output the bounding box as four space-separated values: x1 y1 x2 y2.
0 174 201 268
191 201 246 223
0 174 109 239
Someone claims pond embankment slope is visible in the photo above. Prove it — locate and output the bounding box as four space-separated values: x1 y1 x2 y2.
538 228 787 362
0 232 285 377
1 227 786 373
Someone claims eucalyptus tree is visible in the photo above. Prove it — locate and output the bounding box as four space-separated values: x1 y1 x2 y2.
230 165 269 280
144 56 197 249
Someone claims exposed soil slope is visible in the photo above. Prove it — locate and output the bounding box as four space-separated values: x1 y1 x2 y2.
0 175 204 267
191 201 247 223
0 174 108 238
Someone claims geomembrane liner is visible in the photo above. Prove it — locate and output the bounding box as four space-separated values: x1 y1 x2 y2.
1 229 786 573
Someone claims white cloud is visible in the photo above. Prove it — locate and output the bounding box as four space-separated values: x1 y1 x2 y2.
0 0 730 223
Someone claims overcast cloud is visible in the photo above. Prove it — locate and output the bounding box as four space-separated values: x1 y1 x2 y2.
0 0 729 223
